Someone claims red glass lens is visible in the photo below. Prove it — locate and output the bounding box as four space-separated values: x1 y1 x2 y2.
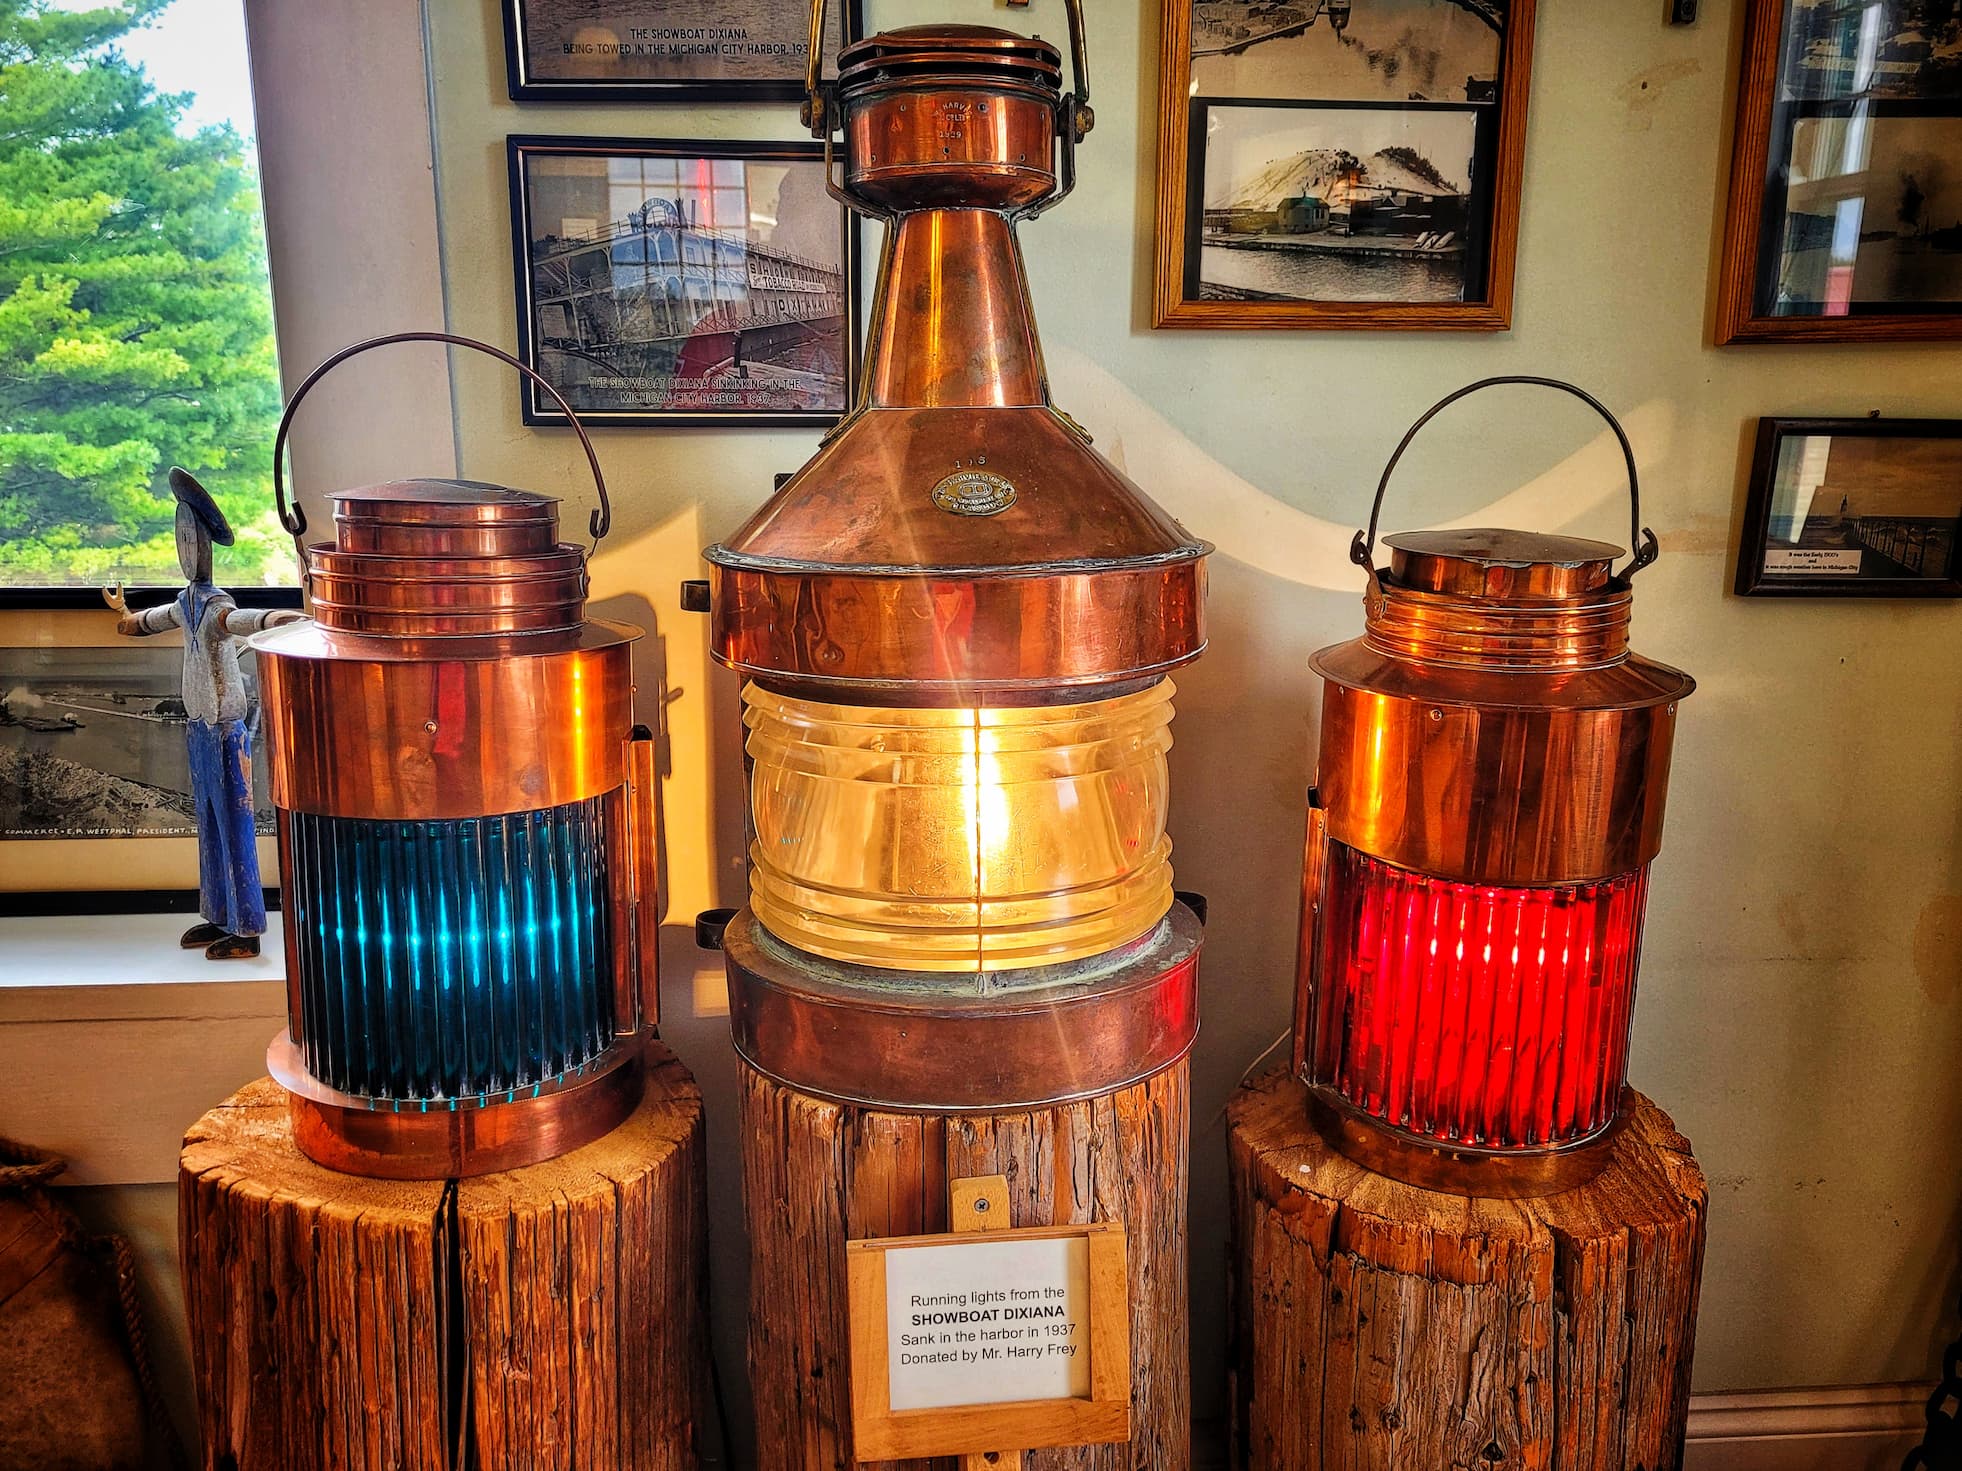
1308 843 1649 1149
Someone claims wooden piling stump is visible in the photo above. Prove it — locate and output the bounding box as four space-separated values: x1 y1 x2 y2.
179 1043 708 1471
1226 1071 1706 1471
739 1059 1191 1471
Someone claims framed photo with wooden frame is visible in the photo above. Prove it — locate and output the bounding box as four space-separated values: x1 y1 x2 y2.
1735 417 1962 596
1151 0 1535 331
845 1220 1130 1462
501 0 863 103
1717 0 1962 344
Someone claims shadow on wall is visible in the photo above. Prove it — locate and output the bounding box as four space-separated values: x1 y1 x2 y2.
592 584 755 1467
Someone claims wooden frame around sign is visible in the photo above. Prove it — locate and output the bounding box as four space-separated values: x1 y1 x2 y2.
1150 0 1536 332
1715 0 1962 344
845 1223 1130 1462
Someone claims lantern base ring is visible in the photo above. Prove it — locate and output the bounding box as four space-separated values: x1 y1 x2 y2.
1304 1084 1633 1198
268 1031 647 1179
722 903 1202 1112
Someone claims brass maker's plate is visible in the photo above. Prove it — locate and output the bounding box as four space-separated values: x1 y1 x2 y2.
931 467 1017 516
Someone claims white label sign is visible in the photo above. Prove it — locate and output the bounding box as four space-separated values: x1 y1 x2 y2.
882 1234 1091 1411
1766 547 1862 574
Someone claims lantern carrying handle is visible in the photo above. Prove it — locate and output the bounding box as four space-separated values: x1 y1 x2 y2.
272 330 613 564
1352 375 1659 587
801 0 1094 144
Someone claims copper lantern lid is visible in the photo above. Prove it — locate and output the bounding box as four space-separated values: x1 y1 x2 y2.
704 0 1208 706
1308 376 1694 891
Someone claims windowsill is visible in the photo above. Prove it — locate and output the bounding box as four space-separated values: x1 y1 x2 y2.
3 910 287 1000
1 911 288 1185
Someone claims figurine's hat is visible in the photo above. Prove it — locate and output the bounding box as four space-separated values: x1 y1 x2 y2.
170 467 234 546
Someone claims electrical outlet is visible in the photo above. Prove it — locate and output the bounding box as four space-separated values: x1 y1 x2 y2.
1668 0 1698 21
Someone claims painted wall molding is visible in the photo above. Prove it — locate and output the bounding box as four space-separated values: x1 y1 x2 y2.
1684 1381 1928 1470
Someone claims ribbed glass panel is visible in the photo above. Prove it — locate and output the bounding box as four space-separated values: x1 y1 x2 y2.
1308 842 1649 1149
285 798 615 1101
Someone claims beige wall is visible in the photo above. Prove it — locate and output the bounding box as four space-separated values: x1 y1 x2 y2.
423 0 1962 1402
11 0 1958 1453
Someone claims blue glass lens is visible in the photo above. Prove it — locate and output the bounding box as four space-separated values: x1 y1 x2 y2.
286 797 615 1101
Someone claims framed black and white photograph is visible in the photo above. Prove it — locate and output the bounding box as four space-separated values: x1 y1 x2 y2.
508 136 861 428
1189 0 1504 104
1153 0 1534 330
502 0 861 102
1190 100 1485 306
0 643 274 840
1736 417 1962 596
1719 0 1962 341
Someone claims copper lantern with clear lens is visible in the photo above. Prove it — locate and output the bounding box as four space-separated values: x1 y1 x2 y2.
700 1 1209 1111
1296 378 1693 1196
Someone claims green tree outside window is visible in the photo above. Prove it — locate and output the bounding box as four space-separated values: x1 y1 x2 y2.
0 0 290 591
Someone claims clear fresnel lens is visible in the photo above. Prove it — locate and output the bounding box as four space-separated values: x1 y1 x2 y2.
742 680 1176 977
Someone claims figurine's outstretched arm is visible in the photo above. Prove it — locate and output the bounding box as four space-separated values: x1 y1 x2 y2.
220 606 306 636
103 582 184 638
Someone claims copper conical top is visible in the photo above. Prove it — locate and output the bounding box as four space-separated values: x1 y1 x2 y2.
707 15 1205 707
705 401 1207 705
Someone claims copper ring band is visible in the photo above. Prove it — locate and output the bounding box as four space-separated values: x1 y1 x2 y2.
1309 674 1685 886
306 546 587 580
257 629 635 820
306 572 587 612
1364 583 1633 670
708 556 1207 699
269 1031 646 1178
332 498 557 529
334 522 559 557
722 904 1202 1111
304 603 582 636
1305 1085 1632 1198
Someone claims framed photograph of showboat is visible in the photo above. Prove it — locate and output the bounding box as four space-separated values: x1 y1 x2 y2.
1717 0 1962 343
1151 0 1535 330
1735 417 1962 597
507 136 862 427
501 0 862 103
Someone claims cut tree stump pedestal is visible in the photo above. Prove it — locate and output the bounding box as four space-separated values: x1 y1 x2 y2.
1226 1072 1706 1471
179 1043 708 1471
739 1059 1191 1471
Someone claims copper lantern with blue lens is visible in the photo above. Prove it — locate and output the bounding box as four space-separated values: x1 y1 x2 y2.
254 334 659 1178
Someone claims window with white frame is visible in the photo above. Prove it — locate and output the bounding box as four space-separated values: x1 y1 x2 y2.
0 0 292 596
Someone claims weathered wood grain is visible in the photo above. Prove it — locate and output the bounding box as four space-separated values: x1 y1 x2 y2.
1225 1071 1705 1471
741 1061 1191 1471
179 1045 707 1471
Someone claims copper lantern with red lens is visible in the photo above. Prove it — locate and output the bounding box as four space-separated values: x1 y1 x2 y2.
1296 377 1693 1196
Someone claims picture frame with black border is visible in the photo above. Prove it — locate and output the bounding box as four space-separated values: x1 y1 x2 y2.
501 0 863 103
1736 417 1962 597
1152 0 1535 331
508 135 862 429
1183 98 1496 314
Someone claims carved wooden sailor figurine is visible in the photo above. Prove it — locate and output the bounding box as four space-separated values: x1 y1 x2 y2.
104 469 302 959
